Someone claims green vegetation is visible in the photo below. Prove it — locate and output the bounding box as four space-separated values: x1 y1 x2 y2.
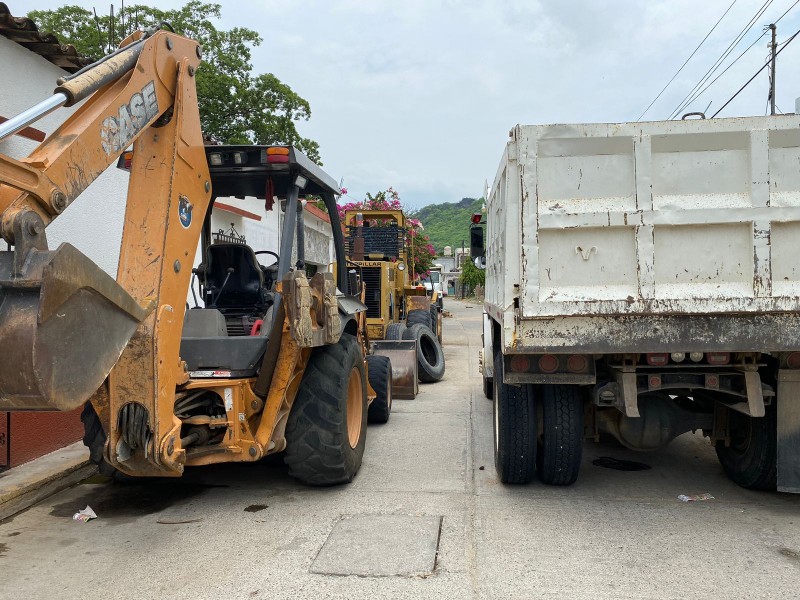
459 258 485 296
412 197 484 254
28 1 321 163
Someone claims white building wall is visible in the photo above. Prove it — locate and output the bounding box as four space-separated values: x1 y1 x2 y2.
0 37 129 277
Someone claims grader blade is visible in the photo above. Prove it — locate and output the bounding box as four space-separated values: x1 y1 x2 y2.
0 243 151 411
370 340 418 399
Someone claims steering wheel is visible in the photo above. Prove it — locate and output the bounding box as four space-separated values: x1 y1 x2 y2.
254 250 279 267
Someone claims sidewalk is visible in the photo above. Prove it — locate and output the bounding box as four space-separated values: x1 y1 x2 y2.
0 442 95 520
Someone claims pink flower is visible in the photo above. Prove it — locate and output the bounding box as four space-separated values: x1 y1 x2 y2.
340 187 348 195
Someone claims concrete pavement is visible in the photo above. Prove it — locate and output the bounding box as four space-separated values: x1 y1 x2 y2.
1 299 799 599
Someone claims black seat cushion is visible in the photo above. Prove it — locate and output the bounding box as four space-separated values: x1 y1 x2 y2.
206 244 265 310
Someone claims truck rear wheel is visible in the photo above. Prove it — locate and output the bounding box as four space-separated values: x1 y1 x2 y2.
406 309 431 330
366 355 392 424
483 375 493 400
715 401 777 490
284 333 368 485
403 323 445 382
537 384 584 486
493 352 536 483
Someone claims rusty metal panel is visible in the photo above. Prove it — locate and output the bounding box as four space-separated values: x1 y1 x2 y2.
370 340 417 399
0 413 7 467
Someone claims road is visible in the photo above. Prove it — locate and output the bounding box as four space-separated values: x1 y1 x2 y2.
2 299 800 599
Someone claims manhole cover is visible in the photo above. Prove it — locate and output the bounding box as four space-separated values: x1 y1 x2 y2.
311 514 442 577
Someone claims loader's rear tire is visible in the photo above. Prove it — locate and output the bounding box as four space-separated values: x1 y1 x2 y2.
537 384 584 486
385 322 406 340
493 352 536 484
284 333 368 486
366 355 392 424
715 400 777 491
81 403 130 481
402 323 445 383
406 309 431 330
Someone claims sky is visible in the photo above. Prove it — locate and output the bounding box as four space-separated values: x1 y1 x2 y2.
22 0 800 209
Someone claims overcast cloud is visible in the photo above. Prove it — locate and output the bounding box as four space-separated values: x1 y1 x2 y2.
24 0 800 208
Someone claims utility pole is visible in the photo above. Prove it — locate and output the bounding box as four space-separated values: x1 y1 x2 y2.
770 23 777 116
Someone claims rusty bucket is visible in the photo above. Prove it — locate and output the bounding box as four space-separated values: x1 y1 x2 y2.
370 340 418 399
0 243 150 411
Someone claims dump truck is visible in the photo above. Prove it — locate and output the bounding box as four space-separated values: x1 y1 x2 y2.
479 117 800 493
344 209 445 386
0 28 391 484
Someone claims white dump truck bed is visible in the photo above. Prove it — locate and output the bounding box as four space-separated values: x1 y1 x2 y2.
486 116 800 353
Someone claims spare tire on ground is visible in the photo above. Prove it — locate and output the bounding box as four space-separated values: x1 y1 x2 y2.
385 322 406 340
406 309 432 330
366 354 392 423
402 323 445 383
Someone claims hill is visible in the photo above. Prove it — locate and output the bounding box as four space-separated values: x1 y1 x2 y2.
413 197 484 255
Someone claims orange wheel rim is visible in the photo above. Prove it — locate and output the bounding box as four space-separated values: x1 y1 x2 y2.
347 367 363 448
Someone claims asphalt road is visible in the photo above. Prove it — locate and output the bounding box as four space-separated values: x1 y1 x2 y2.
2 299 800 599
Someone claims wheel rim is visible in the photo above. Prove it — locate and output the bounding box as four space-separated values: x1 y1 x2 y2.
347 367 363 448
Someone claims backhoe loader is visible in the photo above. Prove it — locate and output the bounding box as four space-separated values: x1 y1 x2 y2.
0 28 388 484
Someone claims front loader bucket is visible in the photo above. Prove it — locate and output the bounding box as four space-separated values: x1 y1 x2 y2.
371 340 418 399
0 243 151 411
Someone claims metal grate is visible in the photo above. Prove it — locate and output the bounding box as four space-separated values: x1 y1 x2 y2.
345 225 406 259
361 267 382 318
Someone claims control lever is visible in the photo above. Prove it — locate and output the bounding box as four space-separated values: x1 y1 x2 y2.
211 267 234 308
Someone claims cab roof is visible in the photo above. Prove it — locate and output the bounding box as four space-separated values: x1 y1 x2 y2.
205 145 340 200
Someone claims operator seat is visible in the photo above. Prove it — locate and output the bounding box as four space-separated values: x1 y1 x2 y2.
205 243 269 312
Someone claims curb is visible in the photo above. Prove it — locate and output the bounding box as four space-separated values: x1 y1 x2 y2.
0 442 97 521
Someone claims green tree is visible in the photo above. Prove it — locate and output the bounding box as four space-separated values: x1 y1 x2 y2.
28 2 321 163
459 258 485 296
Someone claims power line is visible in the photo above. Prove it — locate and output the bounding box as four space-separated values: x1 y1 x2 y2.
636 0 737 121
671 0 799 118
668 0 776 119
711 26 800 117
671 29 768 119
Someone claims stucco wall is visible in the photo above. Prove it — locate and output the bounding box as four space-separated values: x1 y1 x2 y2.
0 36 131 278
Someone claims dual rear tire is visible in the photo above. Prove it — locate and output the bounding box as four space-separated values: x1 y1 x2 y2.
493 352 583 486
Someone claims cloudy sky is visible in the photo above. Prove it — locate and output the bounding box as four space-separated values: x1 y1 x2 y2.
24 1 800 208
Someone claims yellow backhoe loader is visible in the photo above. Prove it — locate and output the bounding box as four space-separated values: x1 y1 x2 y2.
0 28 391 483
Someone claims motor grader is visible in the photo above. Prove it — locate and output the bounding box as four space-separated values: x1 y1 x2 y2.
343 209 444 386
0 28 391 484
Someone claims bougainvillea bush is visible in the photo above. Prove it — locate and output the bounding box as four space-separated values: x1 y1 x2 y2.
338 188 436 278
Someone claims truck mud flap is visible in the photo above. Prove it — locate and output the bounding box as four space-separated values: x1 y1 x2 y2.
370 340 418 399
0 243 151 411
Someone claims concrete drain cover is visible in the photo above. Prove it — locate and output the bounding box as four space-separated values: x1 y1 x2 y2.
311 514 442 577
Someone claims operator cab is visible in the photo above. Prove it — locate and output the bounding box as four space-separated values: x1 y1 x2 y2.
179 145 346 377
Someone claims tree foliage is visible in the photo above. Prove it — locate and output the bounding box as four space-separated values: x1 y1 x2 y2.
459 257 485 296
28 2 321 163
338 188 436 278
